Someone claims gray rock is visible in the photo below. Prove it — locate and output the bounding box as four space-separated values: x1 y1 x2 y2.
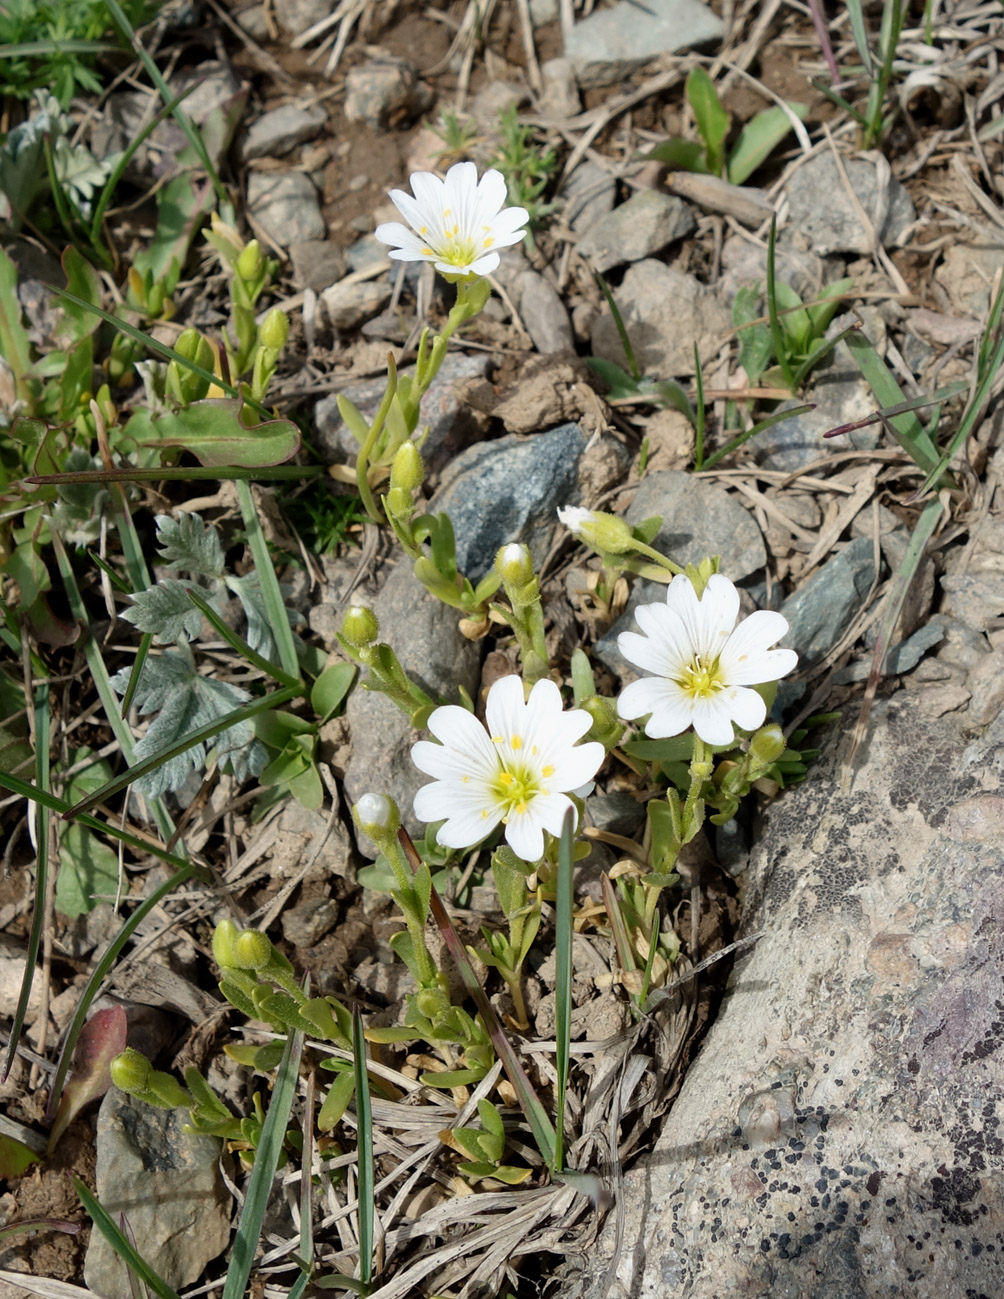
589 698 1004 1299
719 232 826 305
343 559 480 854
780 535 880 667
314 351 491 475
84 1091 230 1299
289 239 346 293
235 4 269 41
594 471 767 677
281 897 340 947
785 152 916 255
565 0 725 87
519 269 574 353
563 162 617 234
241 101 327 161
832 619 945 684
933 240 1004 317
321 279 392 332
591 259 731 378
577 190 696 273
275 0 333 37
941 571 1004 632
468 81 528 130
432 422 587 580
586 791 645 837
247 170 325 247
755 373 879 472
345 234 391 274
539 57 581 119
344 57 432 129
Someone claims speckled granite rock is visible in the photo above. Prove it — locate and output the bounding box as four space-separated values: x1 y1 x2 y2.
584 697 1004 1298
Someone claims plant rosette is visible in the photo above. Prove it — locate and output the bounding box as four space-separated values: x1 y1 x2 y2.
411 675 604 862
617 573 798 747
375 161 529 279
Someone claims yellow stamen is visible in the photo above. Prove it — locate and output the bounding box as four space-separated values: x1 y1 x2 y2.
542 764 554 777
511 735 523 750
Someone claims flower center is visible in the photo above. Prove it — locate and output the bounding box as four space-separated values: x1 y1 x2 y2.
677 655 725 700
493 763 540 819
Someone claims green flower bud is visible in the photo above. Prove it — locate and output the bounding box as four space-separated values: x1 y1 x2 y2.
579 694 625 750
232 929 273 970
260 307 289 351
212 918 239 969
175 327 201 362
749 723 786 768
390 441 423 493
341 604 379 648
557 506 635 555
354 793 399 844
110 1047 152 1094
236 239 263 282
496 542 533 587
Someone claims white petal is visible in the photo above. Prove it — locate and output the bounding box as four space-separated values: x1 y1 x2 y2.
690 694 742 746
543 741 604 793
488 204 530 235
618 627 681 678
387 247 433 263
485 674 526 740
475 167 508 219
467 251 500 276
719 611 797 684
424 705 500 774
633 601 697 674
438 806 504 849
618 677 696 736
387 189 432 238
504 806 546 862
409 170 446 216
689 574 739 663
721 685 768 733
375 220 423 250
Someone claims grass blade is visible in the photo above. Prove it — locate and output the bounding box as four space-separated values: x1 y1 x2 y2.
595 271 641 382
352 1009 374 1290
844 328 944 479
46 862 201 1122
185 587 300 688
27 465 323 487
693 343 706 470
236 479 301 680
844 0 873 74
223 1027 305 1299
699 403 815 471
766 217 796 392
553 810 574 1174
75 1179 181 1299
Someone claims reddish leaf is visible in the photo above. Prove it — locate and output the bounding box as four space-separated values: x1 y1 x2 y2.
47 1005 127 1152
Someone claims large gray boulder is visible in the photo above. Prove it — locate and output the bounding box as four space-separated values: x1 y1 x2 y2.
587 694 1004 1297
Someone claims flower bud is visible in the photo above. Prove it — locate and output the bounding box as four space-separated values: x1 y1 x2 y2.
749 723 786 768
212 918 239 969
232 928 273 970
354 793 399 840
579 694 625 749
110 1047 152 1094
236 239 263 282
496 542 533 587
175 327 201 362
556 506 635 555
390 441 423 494
341 604 379 648
260 307 289 351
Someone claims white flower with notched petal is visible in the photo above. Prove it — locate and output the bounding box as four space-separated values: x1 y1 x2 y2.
617 573 798 747
375 162 529 279
412 675 604 862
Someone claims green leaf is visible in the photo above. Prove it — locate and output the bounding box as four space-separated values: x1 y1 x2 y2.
585 357 644 401
0 1133 40 1179
154 511 226 579
317 1070 355 1131
52 246 101 348
686 67 729 176
124 398 301 468
805 276 853 337
642 137 709 173
310 661 356 722
726 103 807 186
0 246 32 406
122 579 210 644
225 571 290 664
109 645 267 795
733 285 771 385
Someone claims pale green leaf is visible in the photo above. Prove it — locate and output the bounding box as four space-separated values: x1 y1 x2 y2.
121 579 207 644
154 512 225 579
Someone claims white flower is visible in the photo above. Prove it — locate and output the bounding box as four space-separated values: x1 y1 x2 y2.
556 506 592 536
375 162 529 279
617 574 798 747
412 675 604 861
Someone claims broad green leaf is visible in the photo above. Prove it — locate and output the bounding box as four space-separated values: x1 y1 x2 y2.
133 174 213 285
124 398 301 468
55 748 121 918
733 284 771 385
225 571 288 663
53 246 101 348
774 280 811 354
686 67 729 176
643 137 709 173
310 661 356 722
727 103 807 186
805 276 853 336
154 511 226 578
48 1006 127 1151
0 1133 40 1179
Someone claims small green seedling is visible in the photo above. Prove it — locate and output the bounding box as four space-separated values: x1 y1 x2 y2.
646 66 807 186
446 1099 532 1185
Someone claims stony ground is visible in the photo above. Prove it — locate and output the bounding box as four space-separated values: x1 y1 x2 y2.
3 0 1004 1296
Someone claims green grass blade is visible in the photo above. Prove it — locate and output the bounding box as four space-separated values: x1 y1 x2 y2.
553 810 575 1174
844 0 873 74
843 329 944 478
104 0 228 210
185 587 300 688
75 1179 181 1299
4 677 50 1082
693 343 706 471
224 1027 305 1299
65 683 299 817
236 479 301 680
699 403 814 471
46 862 200 1122
766 217 796 392
594 271 641 381
0 248 33 407
352 1009 374 1290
